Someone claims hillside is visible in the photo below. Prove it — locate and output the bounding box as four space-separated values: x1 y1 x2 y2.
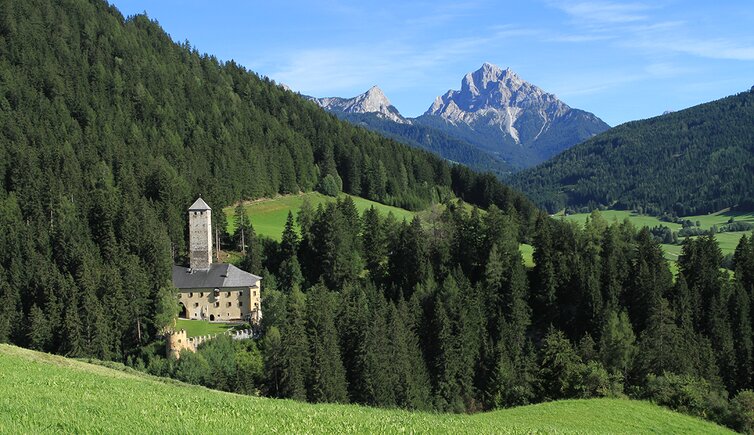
326 111 514 177
510 89 754 215
224 192 416 240
0 0 538 358
0 344 732 434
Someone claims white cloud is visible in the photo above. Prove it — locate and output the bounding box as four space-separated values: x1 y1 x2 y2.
264 26 535 98
554 0 652 24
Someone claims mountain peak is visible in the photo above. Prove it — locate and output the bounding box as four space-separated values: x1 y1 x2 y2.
313 87 408 124
420 63 609 165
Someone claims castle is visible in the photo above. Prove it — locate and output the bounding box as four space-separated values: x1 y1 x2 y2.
171 198 262 323
166 198 262 358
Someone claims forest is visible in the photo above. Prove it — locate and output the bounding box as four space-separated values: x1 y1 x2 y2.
0 0 535 362
2 0 754 432
152 202 754 432
510 89 754 215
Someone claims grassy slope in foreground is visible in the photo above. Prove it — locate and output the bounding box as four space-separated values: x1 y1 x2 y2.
0 344 731 434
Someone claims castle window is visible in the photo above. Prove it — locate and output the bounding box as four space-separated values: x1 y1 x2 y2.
194 302 199 308
239 290 243 296
215 302 220 308
227 302 232 308
189 292 193 298
239 301 243 307
200 292 204 298
226 291 231 297
253 291 256 297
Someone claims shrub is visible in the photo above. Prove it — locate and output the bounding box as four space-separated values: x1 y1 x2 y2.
730 390 754 434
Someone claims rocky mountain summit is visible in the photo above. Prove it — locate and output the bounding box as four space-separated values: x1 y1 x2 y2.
307 63 610 171
416 63 610 167
425 63 569 144
312 86 409 124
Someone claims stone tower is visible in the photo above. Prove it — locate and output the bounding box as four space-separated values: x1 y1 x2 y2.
188 197 212 270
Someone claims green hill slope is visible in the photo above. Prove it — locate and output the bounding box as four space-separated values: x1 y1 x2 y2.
0 344 732 434
224 192 416 240
510 89 754 215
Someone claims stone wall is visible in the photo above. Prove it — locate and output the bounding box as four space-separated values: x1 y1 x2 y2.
166 327 255 359
178 284 261 322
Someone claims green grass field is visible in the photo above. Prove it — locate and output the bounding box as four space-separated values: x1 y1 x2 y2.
519 243 534 268
0 344 732 434
225 192 416 240
175 319 237 338
560 209 754 265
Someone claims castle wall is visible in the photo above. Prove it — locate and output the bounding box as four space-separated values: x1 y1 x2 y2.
178 283 261 322
166 329 193 359
189 209 212 270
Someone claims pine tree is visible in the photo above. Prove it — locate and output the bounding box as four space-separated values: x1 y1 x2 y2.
280 289 309 400
730 282 753 391
538 327 582 401
305 285 348 403
26 304 51 351
262 326 284 397
599 310 636 378
361 206 386 282
532 213 558 333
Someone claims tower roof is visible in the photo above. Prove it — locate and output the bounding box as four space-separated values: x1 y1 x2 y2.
189 197 211 211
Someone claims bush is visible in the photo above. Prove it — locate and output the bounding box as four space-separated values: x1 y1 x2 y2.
644 373 729 426
572 361 624 398
730 390 754 434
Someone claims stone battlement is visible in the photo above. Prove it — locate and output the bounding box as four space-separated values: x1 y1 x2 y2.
165 327 254 359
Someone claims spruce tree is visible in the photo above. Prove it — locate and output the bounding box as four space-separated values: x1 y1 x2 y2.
305 285 348 403
280 288 309 401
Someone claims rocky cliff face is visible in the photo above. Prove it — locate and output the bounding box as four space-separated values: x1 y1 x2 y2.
312 86 409 124
416 63 610 167
425 63 570 144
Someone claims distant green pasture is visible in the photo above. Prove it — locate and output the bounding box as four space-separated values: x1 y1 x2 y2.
224 192 415 240
561 209 753 273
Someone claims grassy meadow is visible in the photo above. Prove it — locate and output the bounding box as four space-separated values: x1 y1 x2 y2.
558 209 754 266
0 344 732 434
174 319 238 338
223 193 536 268
224 192 415 241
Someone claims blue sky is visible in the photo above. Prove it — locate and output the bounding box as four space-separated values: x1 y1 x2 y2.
110 0 754 126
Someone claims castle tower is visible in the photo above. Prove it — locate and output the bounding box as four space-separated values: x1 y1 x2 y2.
188 197 212 270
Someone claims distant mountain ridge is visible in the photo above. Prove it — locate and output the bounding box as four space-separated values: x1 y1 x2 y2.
308 63 610 173
312 86 409 124
309 86 514 176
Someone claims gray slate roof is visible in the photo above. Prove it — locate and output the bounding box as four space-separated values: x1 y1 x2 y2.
172 263 261 289
189 197 211 211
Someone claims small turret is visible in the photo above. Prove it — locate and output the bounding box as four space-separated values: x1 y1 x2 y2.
165 329 190 359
